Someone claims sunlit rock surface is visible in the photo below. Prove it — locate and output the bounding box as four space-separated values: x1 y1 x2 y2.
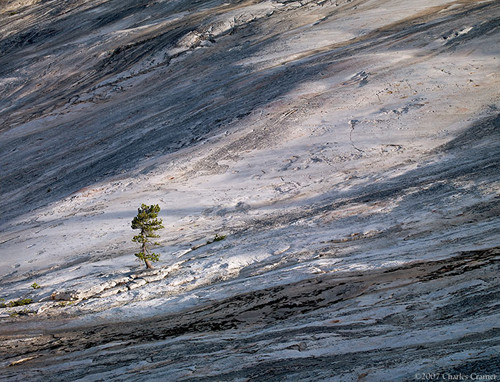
0 0 499 380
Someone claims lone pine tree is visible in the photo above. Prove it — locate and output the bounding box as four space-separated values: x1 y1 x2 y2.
131 204 164 269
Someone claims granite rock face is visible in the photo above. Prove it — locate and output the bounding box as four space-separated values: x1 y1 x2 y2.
0 0 499 381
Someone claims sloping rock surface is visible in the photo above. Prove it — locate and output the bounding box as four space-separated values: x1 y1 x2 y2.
0 0 499 380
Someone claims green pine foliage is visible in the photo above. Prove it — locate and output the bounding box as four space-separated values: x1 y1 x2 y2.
131 204 164 269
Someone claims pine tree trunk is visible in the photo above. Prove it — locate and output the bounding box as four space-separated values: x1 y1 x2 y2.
141 231 147 255
142 231 151 269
